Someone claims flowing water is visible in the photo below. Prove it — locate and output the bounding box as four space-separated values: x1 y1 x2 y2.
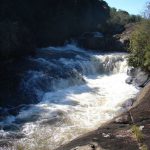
0 44 138 150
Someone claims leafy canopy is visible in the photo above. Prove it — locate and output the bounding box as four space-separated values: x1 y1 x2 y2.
128 20 150 71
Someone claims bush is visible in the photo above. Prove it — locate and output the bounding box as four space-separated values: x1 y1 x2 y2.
128 20 150 71
131 125 144 142
100 8 142 35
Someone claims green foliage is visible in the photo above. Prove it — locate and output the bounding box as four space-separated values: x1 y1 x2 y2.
141 144 148 150
101 7 142 35
16 144 24 150
128 20 150 71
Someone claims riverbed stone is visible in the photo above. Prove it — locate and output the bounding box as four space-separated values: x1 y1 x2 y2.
126 68 149 87
122 98 135 109
133 70 149 87
115 114 131 124
125 77 133 84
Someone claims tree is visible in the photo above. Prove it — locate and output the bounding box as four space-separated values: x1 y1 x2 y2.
144 2 150 18
102 7 142 35
128 20 150 71
128 1 150 71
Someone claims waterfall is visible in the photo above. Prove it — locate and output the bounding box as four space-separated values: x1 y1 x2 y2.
20 44 128 102
0 43 138 150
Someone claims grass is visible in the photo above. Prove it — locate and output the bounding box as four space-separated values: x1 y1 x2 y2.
16 144 25 150
131 125 149 150
131 125 144 142
141 144 148 150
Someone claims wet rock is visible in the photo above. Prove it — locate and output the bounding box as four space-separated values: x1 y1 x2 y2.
0 139 13 147
127 67 136 77
133 70 149 87
77 32 123 51
122 98 135 109
102 133 111 138
125 77 133 84
126 68 149 87
130 82 150 123
139 126 144 131
115 114 131 124
114 23 137 51
78 32 105 50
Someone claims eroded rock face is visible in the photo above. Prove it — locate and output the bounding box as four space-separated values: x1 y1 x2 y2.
126 68 149 88
77 32 125 51
77 23 137 51
133 71 149 87
114 23 137 50
114 112 132 124
122 98 135 109
125 77 133 84
126 67 149 87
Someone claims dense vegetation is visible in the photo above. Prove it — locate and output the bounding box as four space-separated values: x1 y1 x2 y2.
104 8 142 34
128 20 150 71
0 0 110 60
0 0 143 61
128 2 150 72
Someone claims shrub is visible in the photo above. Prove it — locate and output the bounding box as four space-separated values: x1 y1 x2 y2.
131 125 144 142
141 144 148 150
128 20 150 71
100 8 142 35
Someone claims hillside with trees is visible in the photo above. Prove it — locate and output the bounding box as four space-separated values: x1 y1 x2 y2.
0 0 143 61
128 2 150 72
104 8 141 34
0 0 110 60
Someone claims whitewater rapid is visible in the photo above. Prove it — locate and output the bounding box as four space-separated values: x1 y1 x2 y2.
0 44 139 150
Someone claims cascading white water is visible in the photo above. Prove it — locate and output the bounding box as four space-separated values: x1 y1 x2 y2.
0 44 139 150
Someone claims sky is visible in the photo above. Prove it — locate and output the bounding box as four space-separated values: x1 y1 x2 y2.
105 0 149 15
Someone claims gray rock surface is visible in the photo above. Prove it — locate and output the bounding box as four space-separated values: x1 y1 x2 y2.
126 68 149 87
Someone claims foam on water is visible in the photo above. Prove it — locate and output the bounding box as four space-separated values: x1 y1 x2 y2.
12 75 138 149
0 44 139 150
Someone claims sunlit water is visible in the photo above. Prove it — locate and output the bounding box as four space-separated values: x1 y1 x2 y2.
0 44 139 150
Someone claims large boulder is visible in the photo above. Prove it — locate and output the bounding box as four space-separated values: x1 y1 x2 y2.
77 24 137 51
126 68 149 87
77 32 124 51
114 23 137 50
130 82 150 123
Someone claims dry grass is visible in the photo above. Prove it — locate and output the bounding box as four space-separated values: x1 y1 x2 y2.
131 125 144 142
141 144 148 150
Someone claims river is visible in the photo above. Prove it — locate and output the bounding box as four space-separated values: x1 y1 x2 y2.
0 43 138 150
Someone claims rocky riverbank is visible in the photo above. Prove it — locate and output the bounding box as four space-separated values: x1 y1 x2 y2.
56 81 150 150
77 23 137 51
